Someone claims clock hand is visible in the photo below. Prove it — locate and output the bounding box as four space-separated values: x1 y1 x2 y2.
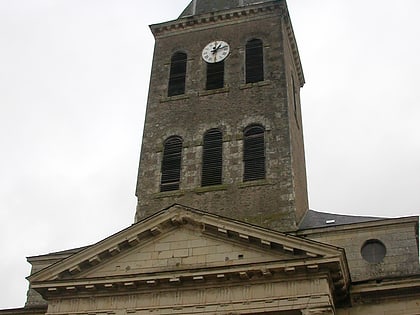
211 42 220 53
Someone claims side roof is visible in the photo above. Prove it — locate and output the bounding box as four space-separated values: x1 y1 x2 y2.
299 209 385 230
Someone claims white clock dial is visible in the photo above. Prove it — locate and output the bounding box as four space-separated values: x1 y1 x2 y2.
202 40 230 63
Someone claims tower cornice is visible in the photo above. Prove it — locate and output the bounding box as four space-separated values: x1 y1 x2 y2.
150 3 284 38
150 1 304 86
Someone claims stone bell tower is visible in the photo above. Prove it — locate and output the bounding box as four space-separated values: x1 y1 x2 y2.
135 0 308 231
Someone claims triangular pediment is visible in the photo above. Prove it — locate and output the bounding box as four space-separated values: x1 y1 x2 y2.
29 205 349 298
76 225 296 280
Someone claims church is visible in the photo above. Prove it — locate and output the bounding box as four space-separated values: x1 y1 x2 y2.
2 0 419 314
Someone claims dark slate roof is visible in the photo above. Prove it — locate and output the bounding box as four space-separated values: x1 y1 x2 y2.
299 209 385 230
180 0 276 17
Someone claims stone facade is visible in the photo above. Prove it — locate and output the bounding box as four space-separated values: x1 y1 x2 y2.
297 217 420 282
135 0 308 231
27 206 350 315
22 206 420 315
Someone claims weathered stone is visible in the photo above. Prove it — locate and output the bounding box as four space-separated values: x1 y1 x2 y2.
134 1 308 231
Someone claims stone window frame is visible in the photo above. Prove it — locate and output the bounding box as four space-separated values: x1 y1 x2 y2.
243 124 266 182
361 239 387 263
206 60 225 90
168 51 188 97
245 38 264 84
201 128 223 187
160 136 183 192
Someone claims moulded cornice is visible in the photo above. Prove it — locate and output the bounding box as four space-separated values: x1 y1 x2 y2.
149 0 305 87
28 204 349 301
296 215 419 236
150 3 284 38
33 259 345 300
351 275 420 304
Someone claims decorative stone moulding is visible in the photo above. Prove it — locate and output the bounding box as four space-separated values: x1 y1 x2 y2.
151 4 284 37
36 256 347 301
28 206 349 303
52 214 326 281
153 1 304 88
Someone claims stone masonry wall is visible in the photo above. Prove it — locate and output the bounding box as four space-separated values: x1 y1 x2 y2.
135 3 308 232
303 219 420 282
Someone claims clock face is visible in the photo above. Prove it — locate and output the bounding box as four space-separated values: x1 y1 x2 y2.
202 40 230 63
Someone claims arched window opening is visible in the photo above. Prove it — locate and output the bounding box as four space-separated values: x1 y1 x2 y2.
245 39 264 83
202 129 223 186
168 52 187 97
160 136 183 192
243 125 265 181
206 61 224 90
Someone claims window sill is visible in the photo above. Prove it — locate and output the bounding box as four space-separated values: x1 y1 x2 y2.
199 87 229 96
194 184 229 193
238 179 272 189
153 190 185 199
160 94 190 103
152 181 272 198
153 185 228 198
239 80 271 90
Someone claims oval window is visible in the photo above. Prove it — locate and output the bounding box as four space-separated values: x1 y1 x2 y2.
361 239 386 263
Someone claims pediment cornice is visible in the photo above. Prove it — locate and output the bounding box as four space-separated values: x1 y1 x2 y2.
28 204 349 302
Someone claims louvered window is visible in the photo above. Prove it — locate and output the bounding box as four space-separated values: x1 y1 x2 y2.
160 136 182 192
243 125 265 181
245 39 264 83
168 52 187 97
206 61 224 90
201 129 223 186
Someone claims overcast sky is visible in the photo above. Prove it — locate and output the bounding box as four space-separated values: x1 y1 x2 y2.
1 0 419 309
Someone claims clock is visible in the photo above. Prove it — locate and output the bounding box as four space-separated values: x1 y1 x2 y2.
202 40 230 63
